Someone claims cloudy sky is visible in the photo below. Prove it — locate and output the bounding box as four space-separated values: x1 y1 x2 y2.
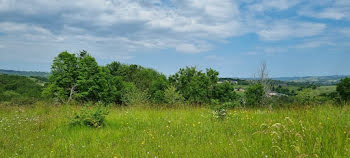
0 0 349 77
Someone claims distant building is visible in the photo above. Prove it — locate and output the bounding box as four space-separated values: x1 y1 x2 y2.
268 92 287 97
217 80 238 84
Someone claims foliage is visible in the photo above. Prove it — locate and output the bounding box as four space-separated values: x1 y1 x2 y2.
0 74 42 104
107 61 168 104
169 67 218 104
43 51 78 102
212 81 238 103
69 104 109 128
212 105 227 120
336 77 350 101
164 85 184 105
244 83 265 107
294 88 318 106
121 82 149 105
44 51 124 104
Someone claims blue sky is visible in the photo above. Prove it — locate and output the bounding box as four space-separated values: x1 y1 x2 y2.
0 0 349 77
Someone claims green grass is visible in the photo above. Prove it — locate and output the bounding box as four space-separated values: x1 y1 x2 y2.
315 86 337 94
1 103 350 157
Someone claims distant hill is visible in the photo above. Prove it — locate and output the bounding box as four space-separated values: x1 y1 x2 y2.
0 69 50 78
271 75 350 85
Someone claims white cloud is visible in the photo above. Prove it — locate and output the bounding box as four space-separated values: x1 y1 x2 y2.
248 0 301 12
0 0 245 53
0 0 347 58
298 0 350 20
175 43 209 54
257 21 326 40
294 40 335 49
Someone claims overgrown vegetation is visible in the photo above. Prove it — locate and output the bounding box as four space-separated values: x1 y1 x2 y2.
1 103 350 157
1 50 350 157
1 51 349 107
69 104 109 128
0 74 42 104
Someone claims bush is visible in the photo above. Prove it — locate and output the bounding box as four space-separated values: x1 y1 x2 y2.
121 83 149 105
212 82 238 103
211 102 239 120
244 83 265 107
336 77 350 101
164 85 184 105
70 105 109 128
294 88 317 106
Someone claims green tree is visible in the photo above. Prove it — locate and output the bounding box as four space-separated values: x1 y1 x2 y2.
44 51 124 104
169 67 217 104
336 77 350 101
107 62 168 103
213 82 237 103
150 75 168 103
245 83 264 107
75 54 100 101
43 51 78 102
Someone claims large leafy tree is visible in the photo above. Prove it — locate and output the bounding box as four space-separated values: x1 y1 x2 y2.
169 67 218 104
75 54 100 101
43 51 78 102
107 62 168 104
337 77 350 101
44 51 124 103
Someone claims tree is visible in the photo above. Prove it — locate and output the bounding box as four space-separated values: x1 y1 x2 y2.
75 54 100 101
169 67 217 104
107 62 168 104
336 77 350 101
150 75 168 103
44 51 124 104
245 83 264 107
213 81 237 103
43 51 78 102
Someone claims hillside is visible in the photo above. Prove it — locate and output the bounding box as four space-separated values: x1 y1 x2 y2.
0 69 49 78
272 75 350 85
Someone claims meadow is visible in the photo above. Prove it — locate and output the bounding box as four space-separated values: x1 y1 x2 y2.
1 103 350 157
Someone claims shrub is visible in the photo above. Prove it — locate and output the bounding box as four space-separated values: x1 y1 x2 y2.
211 102 239 120
212 104 227 120
70 105 109 128
294 88 317 106
212 82 238 103
164 85 184 105
121 83 149 105
336 77 350 101
244 83 265 107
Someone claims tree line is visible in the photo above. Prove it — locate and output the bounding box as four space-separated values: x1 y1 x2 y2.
1 51 349 107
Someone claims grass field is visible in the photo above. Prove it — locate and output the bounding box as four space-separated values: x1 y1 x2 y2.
1 103 350 157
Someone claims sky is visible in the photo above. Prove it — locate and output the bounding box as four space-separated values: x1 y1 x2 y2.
0 0 349 78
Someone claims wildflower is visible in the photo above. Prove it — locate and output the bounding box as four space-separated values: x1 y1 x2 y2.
198 122 201 125
192 124 196 127
141 141 145 145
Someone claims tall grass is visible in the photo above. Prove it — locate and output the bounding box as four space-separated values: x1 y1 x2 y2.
1 102 350 157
